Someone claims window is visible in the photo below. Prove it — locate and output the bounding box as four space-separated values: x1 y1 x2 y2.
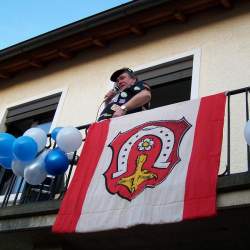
0 93 62 199
135 55 195 109
5 93 61 136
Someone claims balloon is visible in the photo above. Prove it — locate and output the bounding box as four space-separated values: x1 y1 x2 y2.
24 150 49 185
44 148 69 175
12 159 28 177
51 127 63 141
24 127 47 152
13 136 38 162
56 126 82 153
244 120 250 145
0 132 15 157
0 155 13 169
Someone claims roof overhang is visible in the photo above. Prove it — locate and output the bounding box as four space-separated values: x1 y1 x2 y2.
0 0 241 81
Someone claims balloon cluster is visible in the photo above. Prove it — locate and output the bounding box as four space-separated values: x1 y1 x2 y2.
0 127 82 185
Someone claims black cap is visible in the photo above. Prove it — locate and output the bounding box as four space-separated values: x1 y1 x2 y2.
110 68 134 82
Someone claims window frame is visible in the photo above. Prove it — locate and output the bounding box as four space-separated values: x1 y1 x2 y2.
133 49 201 100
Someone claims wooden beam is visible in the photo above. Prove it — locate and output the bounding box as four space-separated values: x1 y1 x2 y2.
174 12 187 22
58 51 72 59
130 26 144 36
92 38 106 48
0 72 9 79
29 60 43 68
220 0 232 9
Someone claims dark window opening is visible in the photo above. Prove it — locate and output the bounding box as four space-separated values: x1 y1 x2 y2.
150 77 192 109
136 56 193 109
6 110 55 137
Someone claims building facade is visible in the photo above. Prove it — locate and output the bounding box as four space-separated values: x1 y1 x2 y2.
0 0 250 249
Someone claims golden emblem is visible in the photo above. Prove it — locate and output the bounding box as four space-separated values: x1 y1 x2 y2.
118 154 157 193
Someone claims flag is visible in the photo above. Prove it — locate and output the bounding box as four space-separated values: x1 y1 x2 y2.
53 93 226 233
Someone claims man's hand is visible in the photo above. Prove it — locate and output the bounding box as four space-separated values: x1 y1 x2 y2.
112 107 126 118
104 89 116 102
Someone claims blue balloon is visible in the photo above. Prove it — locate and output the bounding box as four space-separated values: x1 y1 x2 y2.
13 136 38 162
0 155 14 169
44 148 69 175
0 132 15 157
51 127 63 141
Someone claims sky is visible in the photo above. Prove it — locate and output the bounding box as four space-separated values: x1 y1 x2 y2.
0 0 131 50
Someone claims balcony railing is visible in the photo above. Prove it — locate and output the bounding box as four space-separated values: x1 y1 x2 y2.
221 87 250 176
0 87 250 208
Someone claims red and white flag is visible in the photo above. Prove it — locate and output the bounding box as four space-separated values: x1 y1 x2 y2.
53 93 226 233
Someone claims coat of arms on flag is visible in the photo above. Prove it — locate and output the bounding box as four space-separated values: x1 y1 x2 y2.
53 93 226 233
104 119 191 201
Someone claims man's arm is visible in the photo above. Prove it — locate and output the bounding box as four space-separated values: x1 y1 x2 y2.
113 89 151 118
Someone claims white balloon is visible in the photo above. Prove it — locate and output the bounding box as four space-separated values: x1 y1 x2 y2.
24 150 49 185
56 127 82 153
12 159 28 177
244 120 250 145
24 128 47 152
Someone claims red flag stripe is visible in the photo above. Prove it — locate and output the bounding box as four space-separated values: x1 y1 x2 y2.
52 119 110 233
183 93 226 219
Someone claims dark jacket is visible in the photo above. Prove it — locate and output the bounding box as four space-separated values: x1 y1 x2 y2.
98 81 150 121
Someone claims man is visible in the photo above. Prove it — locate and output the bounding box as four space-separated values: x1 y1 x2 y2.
98 68 151 121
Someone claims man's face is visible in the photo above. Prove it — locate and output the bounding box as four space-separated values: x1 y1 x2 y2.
116 73 136 91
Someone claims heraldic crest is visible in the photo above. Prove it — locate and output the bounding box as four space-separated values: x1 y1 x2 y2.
104 118 191 201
